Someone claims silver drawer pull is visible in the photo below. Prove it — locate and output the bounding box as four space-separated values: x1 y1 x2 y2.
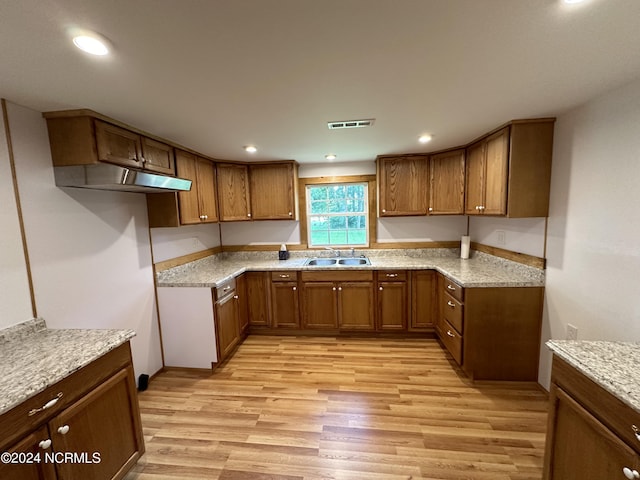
447 284 456 291
279 274 290 278
632 425 640 441
447 301 456 308
223 286 231 291
623 467 640 479
386 273 398 278
29 392 63 416
39 439 52 450
446 330 456 338
57 425 70 435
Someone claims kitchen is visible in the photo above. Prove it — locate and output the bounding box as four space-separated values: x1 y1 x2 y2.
1 0 640 479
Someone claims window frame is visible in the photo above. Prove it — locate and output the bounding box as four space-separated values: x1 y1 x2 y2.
298 175 377 249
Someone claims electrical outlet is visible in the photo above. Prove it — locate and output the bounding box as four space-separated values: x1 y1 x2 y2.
566 324 578 340
496 230 506 245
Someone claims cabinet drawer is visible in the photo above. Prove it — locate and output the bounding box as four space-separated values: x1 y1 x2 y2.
301 271 374 282
440 319 463 365
271 271 298 282
0 343 132 451
214 278 236 301
551 356 640 454
442 293 463 334
442 278 464 302
378 271 407 281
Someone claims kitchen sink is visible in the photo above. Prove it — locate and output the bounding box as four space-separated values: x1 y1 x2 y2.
304 257 371 266
338 258 370 265
305 258 338 266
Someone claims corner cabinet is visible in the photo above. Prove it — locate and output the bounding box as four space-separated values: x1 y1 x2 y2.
436 273 544 381
217 163 252 221
250 163 298 220
544 356 640 480
0 343 144 480
465 119 555 217
377 155 429 216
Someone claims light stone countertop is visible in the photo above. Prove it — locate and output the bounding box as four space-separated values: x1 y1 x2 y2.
156 249 545 288
0 318 135 416
547 340 640 413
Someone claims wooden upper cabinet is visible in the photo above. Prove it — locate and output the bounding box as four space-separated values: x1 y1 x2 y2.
429 148 465 215
45 112 176 176
465 119 554 217
141 137 175 175
95 120 143 169
175 150 218 224
217 163 251 221
377 155 428 216
249 162 298 220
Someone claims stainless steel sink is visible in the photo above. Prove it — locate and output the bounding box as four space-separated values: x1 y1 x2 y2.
304 257 370 266
305 258 338 266
338 258 370 265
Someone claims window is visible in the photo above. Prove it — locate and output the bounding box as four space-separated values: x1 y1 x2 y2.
306 183 368 247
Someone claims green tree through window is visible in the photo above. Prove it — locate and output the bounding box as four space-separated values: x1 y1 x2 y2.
307 183 368 246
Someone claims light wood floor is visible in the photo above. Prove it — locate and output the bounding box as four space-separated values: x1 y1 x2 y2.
125 336 549 480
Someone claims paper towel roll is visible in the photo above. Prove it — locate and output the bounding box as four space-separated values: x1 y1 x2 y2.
280 243 287 251
460 235 470 260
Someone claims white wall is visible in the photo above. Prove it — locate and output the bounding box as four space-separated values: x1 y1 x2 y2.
469 217 547 257
0 103 32 328
539 77 640 388
7 101 163 380
378 216 467 242
150 223 221 262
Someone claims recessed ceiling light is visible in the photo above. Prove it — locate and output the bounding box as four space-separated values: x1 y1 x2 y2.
325 154 337 161
244 145 257 153
71 31 110 56
418 134 432 144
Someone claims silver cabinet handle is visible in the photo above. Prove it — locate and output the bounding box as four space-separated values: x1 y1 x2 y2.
623 467 640 479
279 274 290 278
386 273 398 278
247 213 252 217
632 425 640 441
288 211 292 216
223 286 231 291
446 330 456 338
332 287 336 291
447 284 456 291
428 207 433 212
57 425 70 435
379 286 383 291
338 287 342 291
29 392 63 416
382 209 386 213
292 286 297 291
447 301 456 308
39 439 52 450
233 295 239 299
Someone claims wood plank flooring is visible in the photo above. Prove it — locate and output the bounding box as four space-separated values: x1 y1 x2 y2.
124 336 549 480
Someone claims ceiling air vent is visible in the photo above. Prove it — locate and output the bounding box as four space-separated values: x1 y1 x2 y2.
327 119 375 130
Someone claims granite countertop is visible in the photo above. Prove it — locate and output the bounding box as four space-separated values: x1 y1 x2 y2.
156 249 545 289
547 340 640 413
0 318 135 416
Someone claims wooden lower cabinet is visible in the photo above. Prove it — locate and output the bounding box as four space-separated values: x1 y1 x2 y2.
236 273 249 336
377 279 408 331
245 272 271 328
435 273 543 381
337 282 375 331
410 270 436 330
215 291 240 361
271 282 300 328
0 343 143 480
302 282 339 329
544 357 640 479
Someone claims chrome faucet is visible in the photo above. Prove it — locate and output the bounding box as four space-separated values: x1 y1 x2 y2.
324 246 340 257
350 248 355 257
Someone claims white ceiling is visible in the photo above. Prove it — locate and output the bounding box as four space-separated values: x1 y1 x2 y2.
1 0 640 164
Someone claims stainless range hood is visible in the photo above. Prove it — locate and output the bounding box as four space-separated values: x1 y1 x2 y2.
53 164 192 193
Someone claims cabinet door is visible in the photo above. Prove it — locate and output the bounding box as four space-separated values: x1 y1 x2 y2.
483 127 509 215
410 271 436 330
236 274 249 336
141 137 175 175
429 149 465 215
271 282 300 328
215 294 240 361
246 272 271 327
48 367 143 480
175 151 201 224
464 142 485 215
250 163 296 220
197 158 219 223
95 120 143 169
0 426 56 480
377 282 408 330
378 156 428 216
546 387 640 480
338 282 374 330
217 163 251 221
302 282 338 329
